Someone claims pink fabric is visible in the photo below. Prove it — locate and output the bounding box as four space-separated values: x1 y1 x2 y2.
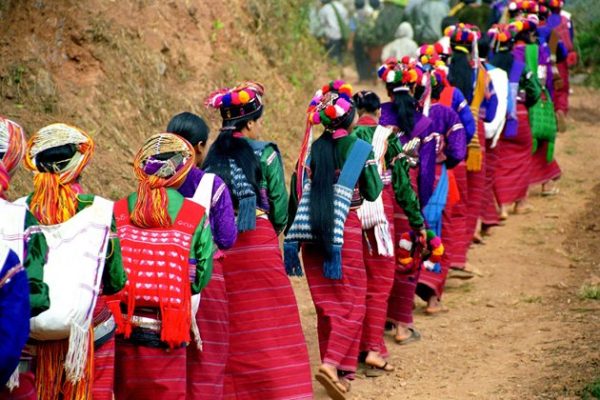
92 335 115 400
387 203 420 325
554 61 570 114
465 121 486 242
115 340 187 400
223 217 312 400
482 139 500 226
303 211 366 378
0 373 36 400
360 185 396 357
493 104 532 205
529 142 561 186
447 163 469 267
186 258 228 400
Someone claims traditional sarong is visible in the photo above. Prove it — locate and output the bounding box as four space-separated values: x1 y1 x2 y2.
448 163 469 267
493 103 533 205
482 139 500 226
115 340 187 400
223 217 312 400
0 372 36 400
187 258 228 400
360 185 396 357
554 61 570 114
92 336 115 400
529 142 562 187
387 203 420 325
465 121 486 241
303 211 366 378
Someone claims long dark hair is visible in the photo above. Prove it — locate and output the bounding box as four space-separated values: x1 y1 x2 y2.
309 108 355 258
166 112 209 146
448 50 474 104
202 110 263 206
490 50 514 75
387 86 416 135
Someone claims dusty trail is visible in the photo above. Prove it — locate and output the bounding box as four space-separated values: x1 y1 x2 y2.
290 86 600 399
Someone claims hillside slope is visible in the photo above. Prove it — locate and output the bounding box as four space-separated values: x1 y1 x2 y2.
0 0 324 198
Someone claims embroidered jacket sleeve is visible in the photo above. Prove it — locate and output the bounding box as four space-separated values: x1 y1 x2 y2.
443 108 468 169
210 175 237 250
190 215 214 294
387 135 424 229
261 144 288 234
452 88 477 142
23 211 49 316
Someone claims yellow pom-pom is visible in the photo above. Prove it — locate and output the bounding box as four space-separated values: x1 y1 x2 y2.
238 90 250 104
514 20 524 32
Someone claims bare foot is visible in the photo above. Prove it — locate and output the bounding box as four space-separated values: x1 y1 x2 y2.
425 297 449 315
365 351 394 372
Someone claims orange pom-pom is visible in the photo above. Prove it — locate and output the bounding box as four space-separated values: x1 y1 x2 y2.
339 83 353 95
238 90 250 104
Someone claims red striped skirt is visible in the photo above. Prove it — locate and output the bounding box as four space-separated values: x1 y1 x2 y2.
0 373 36 400
482 139 500 226
554 61 570 114
387 201 420 325
360 184 396 356
465 121 487 240
529 142 561 186
186 258 228 400
493 103 533 205
303 211 366 377
223 217 312 400
92 335 115 400
115 340 187 400
447 162 469 267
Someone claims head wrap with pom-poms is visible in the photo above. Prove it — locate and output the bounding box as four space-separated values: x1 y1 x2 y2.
378 57 422 89
295 80 354 198
508 0 540 16
205 81 265 122
487 23 519 51
0 116 25 199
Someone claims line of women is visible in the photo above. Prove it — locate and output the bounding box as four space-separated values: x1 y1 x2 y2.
0 1 572 399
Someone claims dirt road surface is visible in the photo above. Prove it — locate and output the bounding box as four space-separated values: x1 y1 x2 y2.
291 86 600 399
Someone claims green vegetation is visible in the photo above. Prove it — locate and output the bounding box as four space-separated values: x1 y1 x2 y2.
570 0 600 87
578 283 600 300
582 377 600 400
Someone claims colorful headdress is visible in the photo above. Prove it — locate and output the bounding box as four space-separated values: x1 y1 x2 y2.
295 80 354 197
539 0 563 10
487 23 519 51
417 44 442 72
0 116 26 198
508 0 539 15
131 133 195 228
435 39 452 60
25 123 94 225
205 81 265 122
512 14 539 33
377 57 422 89
444 23 482 49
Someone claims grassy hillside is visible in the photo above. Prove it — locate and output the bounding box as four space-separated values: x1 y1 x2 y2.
0 0 326 198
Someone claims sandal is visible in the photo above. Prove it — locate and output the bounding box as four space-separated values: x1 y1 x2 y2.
541 187 560 197
394 327 421 345
315 367 347 400
364 361 394 377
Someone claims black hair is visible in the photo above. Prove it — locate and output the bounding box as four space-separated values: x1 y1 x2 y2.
478 36 491 60
353 91 381 114
309 107 356 259
355 0 365 9
441 16 459 33
202 109 263 207
35 144 77 173
387 85 416 135
489 50 514 75
448 50 474 103
431 82 444 100
166 112 209 146
369 0 380 9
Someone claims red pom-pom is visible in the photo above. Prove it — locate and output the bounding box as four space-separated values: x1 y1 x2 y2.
325 105 337 119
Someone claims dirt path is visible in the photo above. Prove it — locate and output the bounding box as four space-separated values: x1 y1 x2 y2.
290 86 600 399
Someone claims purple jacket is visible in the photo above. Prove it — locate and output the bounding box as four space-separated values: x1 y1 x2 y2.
178 167 237 250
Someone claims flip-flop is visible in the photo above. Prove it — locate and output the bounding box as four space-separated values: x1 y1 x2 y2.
541 187 560 197
394 327 421 345
315 369 347 400
448 268 475 280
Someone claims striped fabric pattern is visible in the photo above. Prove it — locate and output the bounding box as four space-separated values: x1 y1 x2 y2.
223 217 313 400
360 185 396 356
447 163 469 267
186 258 229 400
529 141 562 186
482 139 500 226
115 340 187 400
303 211 366 378
92 336 115 400
493 104 533 205
0 372 36 399
465 122 487 242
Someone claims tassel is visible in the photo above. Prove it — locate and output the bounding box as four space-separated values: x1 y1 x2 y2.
466 140 482 172
546 141 555 163
160 306 191 350
237 196 256 232
374 223 394 257
6 367 19 391
284 241 303 277
323 245 342 280
64 323 90 383
363 230 374 256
